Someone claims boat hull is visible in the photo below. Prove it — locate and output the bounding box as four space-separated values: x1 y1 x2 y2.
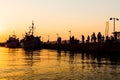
5 41 20 48
21 39 41 50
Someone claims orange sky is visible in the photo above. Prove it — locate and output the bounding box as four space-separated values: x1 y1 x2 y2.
0 0 120 42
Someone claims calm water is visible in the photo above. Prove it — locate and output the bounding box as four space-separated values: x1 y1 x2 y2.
0 47 120 80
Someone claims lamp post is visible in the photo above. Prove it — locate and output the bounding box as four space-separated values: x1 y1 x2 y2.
68 30 71 38
56 33 59 44
48 35 50 42
68 30 71 44
110 17 119 32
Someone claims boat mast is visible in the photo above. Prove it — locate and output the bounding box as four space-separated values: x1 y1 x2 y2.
32 20 34 35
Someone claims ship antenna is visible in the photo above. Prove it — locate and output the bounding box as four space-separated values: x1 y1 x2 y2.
32 20 34 35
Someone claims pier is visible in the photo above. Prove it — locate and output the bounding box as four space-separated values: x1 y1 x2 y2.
42 42 120 53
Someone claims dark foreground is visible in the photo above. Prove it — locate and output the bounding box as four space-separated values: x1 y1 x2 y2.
43 42 120 54
1 41 120 54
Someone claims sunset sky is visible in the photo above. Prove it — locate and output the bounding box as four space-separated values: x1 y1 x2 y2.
0 0 120 42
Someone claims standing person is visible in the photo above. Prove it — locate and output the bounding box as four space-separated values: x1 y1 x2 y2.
87 35 90 43
91 34 93 43
91 32 96 43
82 35 85 43
93 32 96 43
102 36 104 42
97 32 102 42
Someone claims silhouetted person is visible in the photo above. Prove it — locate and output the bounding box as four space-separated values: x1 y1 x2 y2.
91 32 96 43
86 35 90 43
82 35 85 43
97 32 102 42
70 36 75 44
102 36 104 42
106 36 109 42
110 36 114 42
57 37 61 44
114 33 117 40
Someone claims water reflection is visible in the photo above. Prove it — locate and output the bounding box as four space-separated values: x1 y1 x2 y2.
57 50 61 61
68 51 120 66
24 50 41 66
24 51 34 66
0 47 120 80
55 50 120 79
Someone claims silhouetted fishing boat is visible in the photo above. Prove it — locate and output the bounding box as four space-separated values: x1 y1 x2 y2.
5 34 20 48
20 21 42 50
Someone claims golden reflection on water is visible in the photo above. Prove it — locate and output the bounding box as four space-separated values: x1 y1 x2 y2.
0 47 120 80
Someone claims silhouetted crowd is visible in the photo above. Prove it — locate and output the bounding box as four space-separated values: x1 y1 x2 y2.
68 32 117 44
50 32 118 44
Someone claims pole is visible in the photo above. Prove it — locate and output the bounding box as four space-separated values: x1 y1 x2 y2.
69 30 71 38
32 21 34 35
48 35 50 42
113 18 115 32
